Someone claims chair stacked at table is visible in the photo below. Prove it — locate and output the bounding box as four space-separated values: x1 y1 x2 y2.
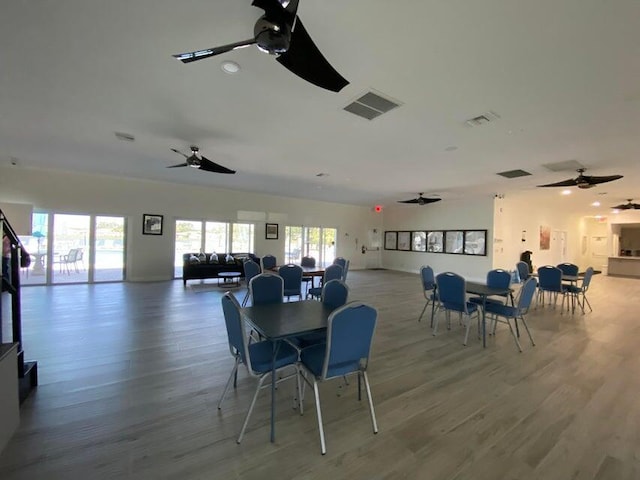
307 263 343 300
563 266 594 314
417 265 437 324
536 265 568 310
433 272 481 345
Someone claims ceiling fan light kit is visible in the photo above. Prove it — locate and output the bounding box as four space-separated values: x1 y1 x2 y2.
167 146 236 174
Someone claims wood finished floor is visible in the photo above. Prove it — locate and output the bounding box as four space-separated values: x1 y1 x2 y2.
1 270 639 479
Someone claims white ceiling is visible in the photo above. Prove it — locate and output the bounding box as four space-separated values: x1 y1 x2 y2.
1 0 639 216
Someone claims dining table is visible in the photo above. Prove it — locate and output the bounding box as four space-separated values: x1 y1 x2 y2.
241 300 333 442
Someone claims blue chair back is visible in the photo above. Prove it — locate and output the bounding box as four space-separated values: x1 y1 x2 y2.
557 263 579 276
517 277 537 313
435 272 467 311
516 261 530 282
322 302 377 379
486 269 511 290
221 292 249 366
278 264 303 296
333 257 347 270
244 260 261 283
420 265 435 291
301 256 316 267
323 264 343 283
249 273 283 305
537 266 563 292
321 279 349 309
581 266 594 290
261 255 277 271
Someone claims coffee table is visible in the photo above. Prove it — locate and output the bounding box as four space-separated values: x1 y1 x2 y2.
217 271 242 287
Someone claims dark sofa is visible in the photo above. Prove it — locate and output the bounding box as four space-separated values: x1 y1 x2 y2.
182 252 260 286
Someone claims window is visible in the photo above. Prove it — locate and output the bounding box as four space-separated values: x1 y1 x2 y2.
284 226 337 266
205 222 228 253
231 223 254 253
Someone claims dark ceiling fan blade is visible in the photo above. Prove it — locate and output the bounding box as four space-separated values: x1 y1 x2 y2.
613 200 640 210
170 148 189 158
398 199 420 204
199 156 236 174
167 162 188 168
580 174 624 185
173 39 256 63
537 178 579 187
276 19 349 92
420 197 442 204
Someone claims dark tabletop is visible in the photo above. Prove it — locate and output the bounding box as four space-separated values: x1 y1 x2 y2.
465 281 512 297
241 300 333 340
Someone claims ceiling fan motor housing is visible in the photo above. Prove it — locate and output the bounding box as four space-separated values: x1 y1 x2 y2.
254 17 291 54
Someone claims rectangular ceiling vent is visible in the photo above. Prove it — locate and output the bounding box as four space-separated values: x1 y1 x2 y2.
464 111 500 127
542 160 584 172
343 90 401 120
497 169 532 179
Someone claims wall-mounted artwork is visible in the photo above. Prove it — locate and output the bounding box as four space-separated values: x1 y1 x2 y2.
384 231 398 250
464 230 487 255
427 231 444 252
540 225 551 250
445 230 464 254
142 214 163 235
412 231 427 252
397 231 411 251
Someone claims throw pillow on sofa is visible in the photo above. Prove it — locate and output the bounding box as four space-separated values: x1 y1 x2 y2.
225 254 234 264
189 255 200 265
209 253 219 264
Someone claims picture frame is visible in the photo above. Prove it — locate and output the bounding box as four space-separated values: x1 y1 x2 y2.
464 230 487 256
384 231 397 250
142 214 163 236
265 223 279 240
411 231 427 252
397 231 411 251
445 230 464 254
426 231 444 253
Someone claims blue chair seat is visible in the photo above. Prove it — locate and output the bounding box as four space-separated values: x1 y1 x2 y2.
440 301 479 314
307 286 322 298
300 343 361 378
247 341 298 373
483 302 518 318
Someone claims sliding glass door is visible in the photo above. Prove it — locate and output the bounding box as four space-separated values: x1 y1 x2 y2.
284 226 337 266
94 216 125 282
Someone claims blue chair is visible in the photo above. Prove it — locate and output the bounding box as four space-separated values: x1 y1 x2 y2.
557 262 579 276
218 292 301 443
564 266 594 314
516 261 531 282
417 265 437 323
333 257 347 271
261 254 277 271
484 277 537 352
536 266 565 308
249 273 283 306
241 260 262 307
307 264 343 300
292 279 350 349
433 272 480 345
299 301 378 455
278 264 304 301
301 256 316 293
469 269 512 307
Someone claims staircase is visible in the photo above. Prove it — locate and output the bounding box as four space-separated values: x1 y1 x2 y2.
1 210 38 403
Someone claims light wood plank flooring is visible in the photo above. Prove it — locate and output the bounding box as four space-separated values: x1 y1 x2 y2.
0 270 639 479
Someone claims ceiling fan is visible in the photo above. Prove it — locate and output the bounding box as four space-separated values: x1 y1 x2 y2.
398 193 441 205
613 199 640 210
167 146 236 174
537 168 623 189
172 0 349 92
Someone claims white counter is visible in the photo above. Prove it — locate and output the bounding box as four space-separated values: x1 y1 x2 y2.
608 256 640 278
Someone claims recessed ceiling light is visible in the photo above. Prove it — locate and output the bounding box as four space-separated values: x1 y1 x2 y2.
221 61 240 74
591 201 601 207
561 189 572 195
594 215 603 219
612 209 620 214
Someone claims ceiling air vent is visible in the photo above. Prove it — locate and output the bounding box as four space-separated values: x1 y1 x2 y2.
542 159 584 172
464 111 500 127
343 90 401 120
497 169 532 179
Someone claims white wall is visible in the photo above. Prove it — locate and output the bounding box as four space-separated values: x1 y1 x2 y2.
381 196 494 281
0 166 382 281
493 192 585 272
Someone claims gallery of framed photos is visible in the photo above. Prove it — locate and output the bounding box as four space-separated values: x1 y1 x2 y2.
384 230 487 256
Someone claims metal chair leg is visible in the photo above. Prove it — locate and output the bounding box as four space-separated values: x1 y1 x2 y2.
237 375 268 444
520 316 535 346
312 379 327 455
217 357 239 410
362 371 378 435
506 317 523 352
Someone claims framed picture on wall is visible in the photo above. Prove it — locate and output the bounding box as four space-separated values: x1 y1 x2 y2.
265 223 279 240
464 230 487 255
445 230 464 254
426 231 444 252
397 231 411 251
384 231 397 250
412 231 427 252
142 214 163 235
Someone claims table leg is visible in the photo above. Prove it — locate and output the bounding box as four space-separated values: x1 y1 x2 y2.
482 296 487 348
269 340 281 443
